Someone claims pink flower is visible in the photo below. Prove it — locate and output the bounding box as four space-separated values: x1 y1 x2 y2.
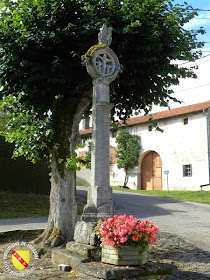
120 236 127 243
99 229 107 236
107 232 114 237
109 240 115 247
107 217 113 223
120 229 128 235
132 236 138 241
140 221 146 227
95 214 158 248
118 214 126 220
145 227 153 232
114 230 119 236
154 226 159 233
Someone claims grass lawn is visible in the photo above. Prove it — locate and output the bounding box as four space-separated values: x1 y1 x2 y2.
0 192 85 219
111 187 210 204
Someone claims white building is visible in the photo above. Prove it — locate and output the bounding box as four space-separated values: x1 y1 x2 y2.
77 101 210 191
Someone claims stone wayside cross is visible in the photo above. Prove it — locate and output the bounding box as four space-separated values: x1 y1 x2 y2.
74 24 120 245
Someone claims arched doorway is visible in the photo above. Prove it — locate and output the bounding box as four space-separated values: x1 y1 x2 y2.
141 151 162 190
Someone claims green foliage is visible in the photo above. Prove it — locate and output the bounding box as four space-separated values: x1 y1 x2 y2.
58 143 90 171
149 119 164 133
58 154 82 171
64 153 81 171
116 130 140 186
0 0 204 164
0 95 53 163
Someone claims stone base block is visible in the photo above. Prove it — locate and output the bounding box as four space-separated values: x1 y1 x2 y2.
66 241 101 261
74 221 97 246
81 203 98 222
52 248 89 268
97 203 114 220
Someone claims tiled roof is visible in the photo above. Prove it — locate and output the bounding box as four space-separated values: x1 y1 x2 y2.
125 100 210 126
80 127 92 135
80 100 210 135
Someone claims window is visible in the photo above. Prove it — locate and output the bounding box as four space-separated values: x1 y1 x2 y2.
81 138 86 145
84 119 90 129
183 118 188 125
183 164 192 177
148 125 153 131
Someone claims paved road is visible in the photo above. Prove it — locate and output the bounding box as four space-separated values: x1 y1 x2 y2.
0 217 47 233
1 187 210 253
76 187 210 252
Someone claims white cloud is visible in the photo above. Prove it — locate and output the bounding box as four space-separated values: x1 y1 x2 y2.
151 58 210 113
184 12 210 30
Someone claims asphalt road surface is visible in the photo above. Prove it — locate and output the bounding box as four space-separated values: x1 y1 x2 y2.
1 187 209 253
76 187 210 252
0 217 47 233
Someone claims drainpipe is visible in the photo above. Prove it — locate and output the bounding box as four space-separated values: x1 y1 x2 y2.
203 109 210 184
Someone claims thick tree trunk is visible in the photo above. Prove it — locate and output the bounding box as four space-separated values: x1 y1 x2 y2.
38 160 77 247
34 98 90 247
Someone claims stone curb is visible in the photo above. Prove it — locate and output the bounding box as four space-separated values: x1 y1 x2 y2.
75 262 176 280
52 247 177 280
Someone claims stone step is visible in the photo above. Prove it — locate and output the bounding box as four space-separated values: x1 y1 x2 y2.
66 241 101 261
52 247 176 280
51 248 89 268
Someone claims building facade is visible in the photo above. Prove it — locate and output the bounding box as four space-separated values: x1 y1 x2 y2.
77 101 210 191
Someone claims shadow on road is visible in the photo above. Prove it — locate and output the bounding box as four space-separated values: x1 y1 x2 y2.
76 187 185 219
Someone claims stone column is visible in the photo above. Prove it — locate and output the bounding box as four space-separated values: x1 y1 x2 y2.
88 81 114 219
74 24 120 245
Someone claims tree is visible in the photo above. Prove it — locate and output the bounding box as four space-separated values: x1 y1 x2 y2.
84 141 92 169
0 0 204 246
116 130 140 188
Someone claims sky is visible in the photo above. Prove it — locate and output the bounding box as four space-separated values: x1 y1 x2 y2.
151 0 210 112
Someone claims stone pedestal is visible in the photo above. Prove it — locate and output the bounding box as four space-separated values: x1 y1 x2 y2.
73 221 96 246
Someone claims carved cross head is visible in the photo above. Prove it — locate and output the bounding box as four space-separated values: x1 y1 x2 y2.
98 23 113 47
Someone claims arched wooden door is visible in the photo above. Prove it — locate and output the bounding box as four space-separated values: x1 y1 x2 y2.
141 151 162 190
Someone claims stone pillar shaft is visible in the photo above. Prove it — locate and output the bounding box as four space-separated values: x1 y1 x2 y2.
89 81 113 211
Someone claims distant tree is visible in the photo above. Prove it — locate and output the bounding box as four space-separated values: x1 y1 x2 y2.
116 131 140 188
0 0 204 246
80 140 91 169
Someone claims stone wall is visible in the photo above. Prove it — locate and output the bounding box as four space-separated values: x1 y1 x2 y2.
76 168 91 185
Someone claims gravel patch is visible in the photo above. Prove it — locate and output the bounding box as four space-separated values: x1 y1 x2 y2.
0 230 210 279
148 232 210 280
